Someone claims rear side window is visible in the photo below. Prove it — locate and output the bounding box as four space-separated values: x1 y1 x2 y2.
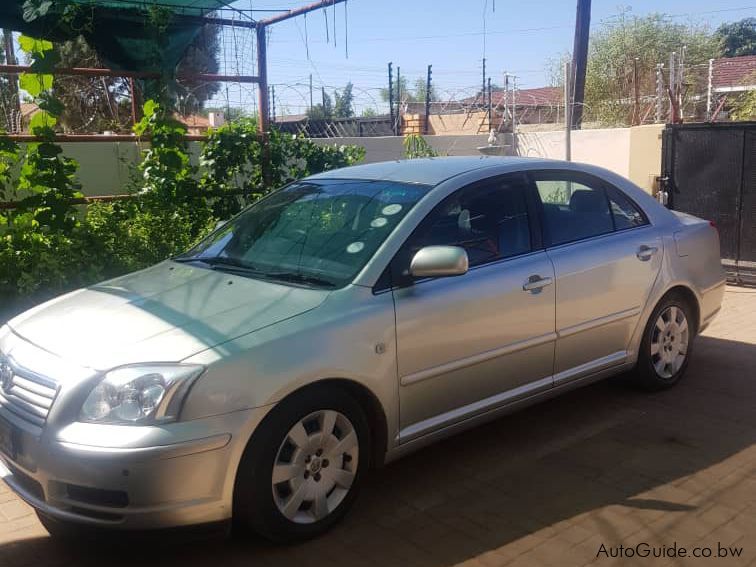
534 177 613 245
607 187 648 230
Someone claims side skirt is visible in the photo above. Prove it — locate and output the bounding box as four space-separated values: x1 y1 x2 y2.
383 361 634 465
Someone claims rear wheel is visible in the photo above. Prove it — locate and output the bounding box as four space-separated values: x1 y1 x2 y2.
233 386 369 543
633 293 696 390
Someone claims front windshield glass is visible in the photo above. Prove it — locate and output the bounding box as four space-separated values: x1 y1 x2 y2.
177 179 429 288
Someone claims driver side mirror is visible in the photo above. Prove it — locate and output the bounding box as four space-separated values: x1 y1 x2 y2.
410 246 469 278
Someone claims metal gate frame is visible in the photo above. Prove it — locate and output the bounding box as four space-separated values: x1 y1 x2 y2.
661 121 756 285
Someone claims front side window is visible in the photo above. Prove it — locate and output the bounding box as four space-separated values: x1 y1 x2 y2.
534 175 613 245
392 175 533 282
178 179 429 288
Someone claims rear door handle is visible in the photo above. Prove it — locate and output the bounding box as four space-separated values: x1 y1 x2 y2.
523 275 553 292
636 245 659 261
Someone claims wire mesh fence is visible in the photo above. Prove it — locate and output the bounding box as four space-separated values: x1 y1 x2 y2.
2 12 754 139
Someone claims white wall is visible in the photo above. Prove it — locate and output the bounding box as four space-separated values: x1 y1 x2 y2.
312 135 491 164
46 128 658 197
318 130 634 179
517 128 633 177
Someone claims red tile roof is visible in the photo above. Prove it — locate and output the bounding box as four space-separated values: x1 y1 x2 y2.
712 55 756 90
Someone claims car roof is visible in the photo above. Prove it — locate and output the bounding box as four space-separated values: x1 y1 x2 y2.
305 156 558 186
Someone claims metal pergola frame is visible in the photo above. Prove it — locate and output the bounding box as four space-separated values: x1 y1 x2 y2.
0 0 346 141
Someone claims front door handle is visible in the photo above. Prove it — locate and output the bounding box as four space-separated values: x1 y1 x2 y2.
523 275 553 293
636 245 659 262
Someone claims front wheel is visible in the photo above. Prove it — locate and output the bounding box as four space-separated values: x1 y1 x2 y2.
633 293 695 390
233 386 369 543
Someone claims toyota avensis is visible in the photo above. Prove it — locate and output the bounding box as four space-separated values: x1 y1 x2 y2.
0 157 725 542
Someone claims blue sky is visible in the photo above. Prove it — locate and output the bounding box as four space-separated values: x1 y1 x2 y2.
213 1 756 115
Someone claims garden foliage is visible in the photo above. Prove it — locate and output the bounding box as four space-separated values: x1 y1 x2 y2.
0 90 365 319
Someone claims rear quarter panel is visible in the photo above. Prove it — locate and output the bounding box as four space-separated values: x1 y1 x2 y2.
672 218 727 328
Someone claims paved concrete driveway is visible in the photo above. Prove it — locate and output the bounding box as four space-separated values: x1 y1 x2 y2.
2 286 756 567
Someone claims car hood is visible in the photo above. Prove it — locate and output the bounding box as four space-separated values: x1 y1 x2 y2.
8 261 330 371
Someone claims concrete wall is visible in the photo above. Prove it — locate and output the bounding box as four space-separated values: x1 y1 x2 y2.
64 142 141 196
45 127 661 197
517 128 633 178
312 135 491 164
19 141 144 197
628 124 665 192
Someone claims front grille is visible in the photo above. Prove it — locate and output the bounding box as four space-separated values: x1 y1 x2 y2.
0 361 58 428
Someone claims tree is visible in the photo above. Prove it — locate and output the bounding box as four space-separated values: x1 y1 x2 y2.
41 23 221 132
546 52 571 87
729 71 756 120
50 37 132 133
413 78 438 103
334 82 354 118
174 23 222 114
379 75 417 104
716 18 756 58
730 89 756 121
307 88 333 120
584 12 720 126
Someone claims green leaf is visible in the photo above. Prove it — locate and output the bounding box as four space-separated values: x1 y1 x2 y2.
19 73 53 97
37 92 65 116
18 35 53 54
143 99 158 118
29 48 61 74
37 143 62 158
29 111 57 134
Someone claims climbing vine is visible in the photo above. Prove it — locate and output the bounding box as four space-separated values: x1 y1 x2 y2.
1 0 368 318
14 35 82 231
201 118 365 218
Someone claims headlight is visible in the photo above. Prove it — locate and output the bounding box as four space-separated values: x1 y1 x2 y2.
80 364 205 425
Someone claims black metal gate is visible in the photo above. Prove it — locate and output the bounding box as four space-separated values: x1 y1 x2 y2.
661 122 756 284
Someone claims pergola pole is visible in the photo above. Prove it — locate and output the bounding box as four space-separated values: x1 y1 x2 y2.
257 25 269 135
2 30 21 132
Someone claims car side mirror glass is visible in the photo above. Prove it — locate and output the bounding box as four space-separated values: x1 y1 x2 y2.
409 246 469 279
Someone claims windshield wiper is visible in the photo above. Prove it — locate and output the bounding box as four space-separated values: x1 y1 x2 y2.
262 272 336 288
173 256 261 276
174 258 334 287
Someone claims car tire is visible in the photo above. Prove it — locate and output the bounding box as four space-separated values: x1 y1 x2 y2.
633 292 696 391
233 385 370 543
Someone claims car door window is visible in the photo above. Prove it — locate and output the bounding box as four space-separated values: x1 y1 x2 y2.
534 174 613 246
607 186 648 230
392 176 533 284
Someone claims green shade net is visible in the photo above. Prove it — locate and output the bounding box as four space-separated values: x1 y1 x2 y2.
0 0 232 73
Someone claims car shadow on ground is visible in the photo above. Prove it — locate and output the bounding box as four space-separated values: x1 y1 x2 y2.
2 334 756 567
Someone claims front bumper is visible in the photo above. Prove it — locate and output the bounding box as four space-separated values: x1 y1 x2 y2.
0 407 269 530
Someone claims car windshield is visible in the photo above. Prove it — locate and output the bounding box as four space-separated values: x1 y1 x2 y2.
176 179 429 288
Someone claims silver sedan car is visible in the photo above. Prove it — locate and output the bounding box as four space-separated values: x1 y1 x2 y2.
0 157 725 541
